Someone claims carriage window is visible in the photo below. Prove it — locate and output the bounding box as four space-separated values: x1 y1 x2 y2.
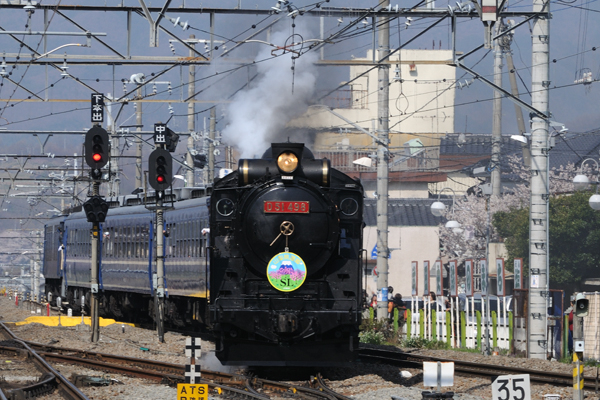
76 229 81 257
122 226 127 258
126 226 132 258
107 227 114 258
144 224 149 259
117 226 122 258
139 225 144 259
86 229 91 257
173 223 179 258
185 221 190 258
134 225 139 258
192 220 197 258
176 222 180 258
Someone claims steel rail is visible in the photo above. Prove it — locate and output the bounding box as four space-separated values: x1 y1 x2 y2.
359 347 595 389
0 322 89 400
26 341 350 399
20 347 268 399
313 374 354 400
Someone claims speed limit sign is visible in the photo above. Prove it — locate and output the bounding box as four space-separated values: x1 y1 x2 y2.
492 374 531 400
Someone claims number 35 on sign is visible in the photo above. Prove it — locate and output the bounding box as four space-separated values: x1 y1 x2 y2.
177 383 208 400
492 374 531 400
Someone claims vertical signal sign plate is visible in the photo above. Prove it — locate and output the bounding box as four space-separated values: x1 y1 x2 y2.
91 93 104 123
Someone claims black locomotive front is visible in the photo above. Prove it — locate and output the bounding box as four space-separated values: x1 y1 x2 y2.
209 143 364 366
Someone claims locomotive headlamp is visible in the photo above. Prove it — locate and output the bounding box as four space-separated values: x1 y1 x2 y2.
277 152 298 173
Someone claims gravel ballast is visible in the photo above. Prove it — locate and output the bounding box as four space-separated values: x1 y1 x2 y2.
0 296 597 400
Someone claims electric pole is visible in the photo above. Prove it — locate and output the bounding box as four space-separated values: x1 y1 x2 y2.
186 35 196 187
491 23 503 196
135 88 143 190
209 106 216 183
107 95 120 197
376 0 391 321
528 0 550 359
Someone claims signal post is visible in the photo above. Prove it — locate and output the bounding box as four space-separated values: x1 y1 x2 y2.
84 98 110 342
573 293 589 400
150 123 175 343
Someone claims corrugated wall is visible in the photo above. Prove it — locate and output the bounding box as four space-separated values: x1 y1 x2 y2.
583 292 600 360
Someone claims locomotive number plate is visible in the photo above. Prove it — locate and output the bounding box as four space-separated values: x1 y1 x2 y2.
264 201 309 213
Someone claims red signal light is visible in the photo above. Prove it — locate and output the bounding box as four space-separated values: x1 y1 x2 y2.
92 153 102 162
157 175 165 183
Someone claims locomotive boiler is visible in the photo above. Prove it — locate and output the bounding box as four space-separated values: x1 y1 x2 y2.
209 142 364 366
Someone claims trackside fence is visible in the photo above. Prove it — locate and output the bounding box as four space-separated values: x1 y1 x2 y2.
367 296 514 352
365 290 584 359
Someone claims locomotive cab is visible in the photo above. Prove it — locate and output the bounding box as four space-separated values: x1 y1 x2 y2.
209 142 364 366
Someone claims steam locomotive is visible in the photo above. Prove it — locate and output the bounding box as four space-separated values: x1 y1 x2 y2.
210 143 364 365
42 142 364 366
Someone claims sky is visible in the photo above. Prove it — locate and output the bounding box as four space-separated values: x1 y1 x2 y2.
0 0 598 228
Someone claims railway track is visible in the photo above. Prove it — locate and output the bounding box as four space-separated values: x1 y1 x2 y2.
359 347 598 390
0 323 88 399
0 321 352 399
34 346 352 400
0 312 587 399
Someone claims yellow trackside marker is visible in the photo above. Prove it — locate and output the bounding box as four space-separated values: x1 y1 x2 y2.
573 351 584 394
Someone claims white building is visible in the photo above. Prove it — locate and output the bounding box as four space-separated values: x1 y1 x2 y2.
290 49 459 298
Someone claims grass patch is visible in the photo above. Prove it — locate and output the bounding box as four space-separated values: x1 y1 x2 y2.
453 347 483 354
401 336 447 350
359 330 386 345
584 358 600 367
360 317 404 346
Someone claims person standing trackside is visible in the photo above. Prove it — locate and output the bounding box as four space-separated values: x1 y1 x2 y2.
387 286 395 321
429 291 437 303
565 296 575 354
370 294 377 318
393 293 406 323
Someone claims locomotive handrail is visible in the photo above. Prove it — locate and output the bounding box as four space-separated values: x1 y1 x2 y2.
360 248 367 304
205 245 210 301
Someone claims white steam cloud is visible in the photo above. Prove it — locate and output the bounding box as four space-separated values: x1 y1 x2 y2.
222 25 318 158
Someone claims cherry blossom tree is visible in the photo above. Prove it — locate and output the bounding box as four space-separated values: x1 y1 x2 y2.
436 155 579 267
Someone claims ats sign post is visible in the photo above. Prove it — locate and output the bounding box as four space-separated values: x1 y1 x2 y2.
177 384 208 400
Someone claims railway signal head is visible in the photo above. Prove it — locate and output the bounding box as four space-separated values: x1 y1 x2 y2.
83 195 108 223
149 148 172 191
85 126 110 174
